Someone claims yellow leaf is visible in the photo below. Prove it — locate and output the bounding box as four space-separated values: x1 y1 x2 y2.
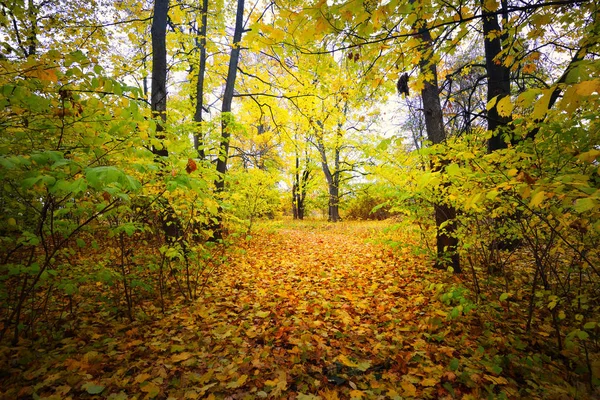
184 390 200 399
315 17 329 34
529 190 545 208
350 389 364 398
578 149 600 163
171 352 193 363
496 96 513 117
337 354 358 367
320 389 340 400
484 374 509 385
532 89 552 120
401 381 417 396
255 310 270 318
483 0 499 11
412 77 424 93
226 374 248 389
140 382 160 398
134 373 151 384
337 309 354 325
486 96 498 111
420 377 437 386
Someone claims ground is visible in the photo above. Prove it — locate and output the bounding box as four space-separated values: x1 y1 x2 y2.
0 220 587 399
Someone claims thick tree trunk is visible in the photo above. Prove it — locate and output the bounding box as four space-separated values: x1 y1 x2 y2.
151 0 168 158
292 152 310 220
316 138 341 222
215 0 244 188
482 0 512 152
212 0 245 239
193 0 209 160
292 167 310 220
417 24 461 272
151 0 181 244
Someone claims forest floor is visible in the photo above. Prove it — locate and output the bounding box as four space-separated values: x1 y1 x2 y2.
0 220 590 399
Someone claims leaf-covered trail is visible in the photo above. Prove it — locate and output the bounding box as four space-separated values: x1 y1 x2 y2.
183 222 448 399
2 222 528 399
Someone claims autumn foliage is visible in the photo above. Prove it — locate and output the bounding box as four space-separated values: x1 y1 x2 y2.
1 0 600 398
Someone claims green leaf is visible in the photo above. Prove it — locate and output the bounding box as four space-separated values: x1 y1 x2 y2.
62 283 78 295
82 382 105 395
486 190 499 200
449 358 459 371
256 311 270 318
356 360 372 372
298 394 321 400
577 330 589 340
573 197 596 213
446 163 460 176
21 176 42 189
584 322 597 330
499 293 509 301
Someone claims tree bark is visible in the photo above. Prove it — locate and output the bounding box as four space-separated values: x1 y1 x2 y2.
292 150 310 220
482 0 512 152
151 0 181 244
151 0 169 158
417 23 461 272
316 137 341 222
212 0 245 238
193 0 209 160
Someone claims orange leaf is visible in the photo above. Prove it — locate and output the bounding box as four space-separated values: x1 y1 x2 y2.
186 158 197 174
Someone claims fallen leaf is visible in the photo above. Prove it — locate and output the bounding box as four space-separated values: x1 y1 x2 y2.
82 382 105 395
401 381 417 397
134 373 151 384
171 352 193 363
140 382 160 398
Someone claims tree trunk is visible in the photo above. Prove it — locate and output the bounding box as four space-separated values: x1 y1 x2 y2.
292 145 311 220
417 23 461 272
193 0 209 160
212 0 245 238
151 0 181 244
316 138 341 222
26 0 37 56
482 0 512 152
151 0 168 158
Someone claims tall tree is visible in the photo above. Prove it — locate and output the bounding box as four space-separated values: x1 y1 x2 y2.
151 0 169 159
415 14 461 272
292 136 312 220
151 0 182 244
193 0 210 159
213 0 245 237
482 0 512 152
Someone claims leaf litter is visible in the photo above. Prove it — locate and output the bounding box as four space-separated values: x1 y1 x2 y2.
0 221 582 399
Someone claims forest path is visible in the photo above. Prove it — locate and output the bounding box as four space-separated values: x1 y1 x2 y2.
162 221 458 399
3 221 469 399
